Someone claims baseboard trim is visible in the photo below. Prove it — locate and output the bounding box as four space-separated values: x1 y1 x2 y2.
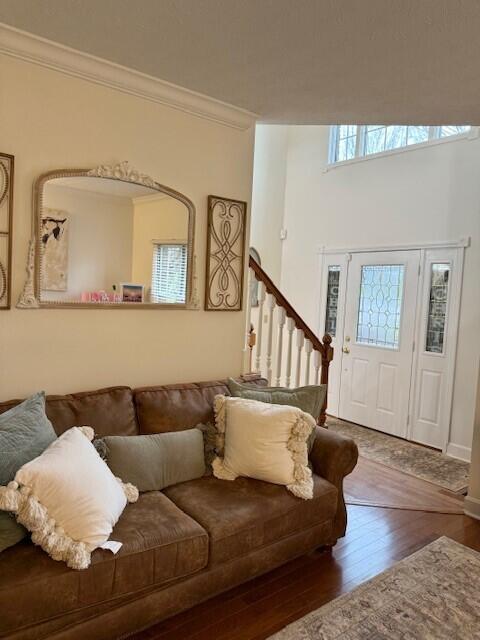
464 495 480 520
446 442 471 462
0 22 258 131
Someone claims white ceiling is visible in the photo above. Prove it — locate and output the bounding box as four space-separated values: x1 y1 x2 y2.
1 0 479 124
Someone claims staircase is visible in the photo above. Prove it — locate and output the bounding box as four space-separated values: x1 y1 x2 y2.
244 255 333 425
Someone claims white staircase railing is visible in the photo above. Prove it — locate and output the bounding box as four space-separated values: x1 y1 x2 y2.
245 256 333 425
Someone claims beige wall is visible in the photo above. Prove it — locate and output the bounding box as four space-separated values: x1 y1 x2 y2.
251 124 480 457
0 55 254 399
43 184 133 300
131 196 188 290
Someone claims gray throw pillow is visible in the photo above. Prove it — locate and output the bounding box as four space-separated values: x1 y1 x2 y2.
0 513 26 553
227 378 326 451
102 429 206 492
196 422 218 475
0 392 57 551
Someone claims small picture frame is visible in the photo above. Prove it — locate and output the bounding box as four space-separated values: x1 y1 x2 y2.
120 283 144 303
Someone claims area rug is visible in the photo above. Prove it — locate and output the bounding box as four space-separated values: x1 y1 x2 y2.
269 537 480 639
328 418 469 493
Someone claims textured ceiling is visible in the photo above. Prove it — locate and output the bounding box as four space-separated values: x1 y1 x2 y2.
1 0 479 124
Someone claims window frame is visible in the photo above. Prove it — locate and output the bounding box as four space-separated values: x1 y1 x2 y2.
151 240 188 304
328 125 475 167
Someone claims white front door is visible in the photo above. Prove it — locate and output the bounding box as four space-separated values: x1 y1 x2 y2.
338 251 420 438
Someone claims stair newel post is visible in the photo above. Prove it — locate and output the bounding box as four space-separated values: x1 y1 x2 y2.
319 333 334 426
295 329 305 388
313 349 321 385
275 307 286 387
243 267 254 373
304 338 313 385
285 316 296 388
255 281 266 372
248 324 256 373
266 293 276 385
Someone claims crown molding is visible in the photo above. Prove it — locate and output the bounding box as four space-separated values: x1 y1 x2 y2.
0 23 258 131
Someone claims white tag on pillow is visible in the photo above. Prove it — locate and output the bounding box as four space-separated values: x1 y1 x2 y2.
100 540 123 554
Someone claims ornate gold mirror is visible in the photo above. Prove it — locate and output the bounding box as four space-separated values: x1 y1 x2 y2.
18 162 197 309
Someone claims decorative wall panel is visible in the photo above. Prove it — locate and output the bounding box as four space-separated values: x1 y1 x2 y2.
205 195 247 311
0 153 13 310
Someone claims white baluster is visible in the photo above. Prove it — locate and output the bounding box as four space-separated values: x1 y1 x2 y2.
266 294 276 384
295 329 304 387
285 317 296 388
275 307 286 386
304 339 313 385
255 282 266 372
313 349 321 385
243 268 254 373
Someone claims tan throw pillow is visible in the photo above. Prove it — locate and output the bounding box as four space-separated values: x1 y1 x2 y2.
0 427 138 570
212 395 316 500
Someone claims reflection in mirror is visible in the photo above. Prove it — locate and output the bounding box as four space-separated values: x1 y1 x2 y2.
40 177 189 305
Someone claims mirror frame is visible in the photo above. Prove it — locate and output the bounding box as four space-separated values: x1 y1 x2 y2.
18 162 197 309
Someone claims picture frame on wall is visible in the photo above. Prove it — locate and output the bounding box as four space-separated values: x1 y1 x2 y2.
0 153 14 310
205 195 247 311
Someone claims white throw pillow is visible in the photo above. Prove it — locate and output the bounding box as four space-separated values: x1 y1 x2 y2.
212 395 316 499
0 426 138 570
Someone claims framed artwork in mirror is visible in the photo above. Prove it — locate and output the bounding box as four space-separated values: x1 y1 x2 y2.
205 195 247 311
17 162 197 309
0 153 14 310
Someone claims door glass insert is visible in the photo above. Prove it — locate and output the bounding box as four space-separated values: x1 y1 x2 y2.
356 264 405 349
425 263 450 353
325 266 340 336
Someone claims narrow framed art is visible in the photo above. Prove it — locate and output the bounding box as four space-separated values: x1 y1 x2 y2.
0 153 14 310
205 195 247 311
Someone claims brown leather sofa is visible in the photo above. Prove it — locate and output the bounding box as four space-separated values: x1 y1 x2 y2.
0 379 358 640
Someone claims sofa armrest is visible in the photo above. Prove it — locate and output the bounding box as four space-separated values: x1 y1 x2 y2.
309 426 358 542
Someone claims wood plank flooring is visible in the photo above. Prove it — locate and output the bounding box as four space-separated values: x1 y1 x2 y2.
131 473 479 640
344 456 465 513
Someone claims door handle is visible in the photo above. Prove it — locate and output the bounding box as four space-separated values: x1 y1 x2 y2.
342 346 350 354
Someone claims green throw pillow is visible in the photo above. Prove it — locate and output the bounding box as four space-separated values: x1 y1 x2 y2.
102 429 206 492
227 378 326 451
0 392 57 552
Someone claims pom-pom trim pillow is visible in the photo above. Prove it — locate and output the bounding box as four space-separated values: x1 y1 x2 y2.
212 395 315 500
0 426 138 570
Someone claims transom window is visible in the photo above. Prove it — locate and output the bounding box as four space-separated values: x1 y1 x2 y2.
151 243 187 303
329 125 471 164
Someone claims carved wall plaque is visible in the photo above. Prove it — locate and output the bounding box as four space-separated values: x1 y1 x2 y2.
0 153 13 310
205 195 247 311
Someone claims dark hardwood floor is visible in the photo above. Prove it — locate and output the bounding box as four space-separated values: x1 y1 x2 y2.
132 489 479 640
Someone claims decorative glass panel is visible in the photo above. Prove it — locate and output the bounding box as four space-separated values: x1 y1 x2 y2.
356 264 405 349
425 263 450 353
325 266 340 336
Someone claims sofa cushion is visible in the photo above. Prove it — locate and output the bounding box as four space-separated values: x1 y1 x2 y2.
0 386 138 436
164 474 337 566
0 492 208 635
134 380 230 434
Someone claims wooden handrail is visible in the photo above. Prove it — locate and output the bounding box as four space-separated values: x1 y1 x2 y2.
249 255 333 361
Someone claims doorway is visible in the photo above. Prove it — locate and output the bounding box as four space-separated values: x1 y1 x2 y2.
319 243 465 453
